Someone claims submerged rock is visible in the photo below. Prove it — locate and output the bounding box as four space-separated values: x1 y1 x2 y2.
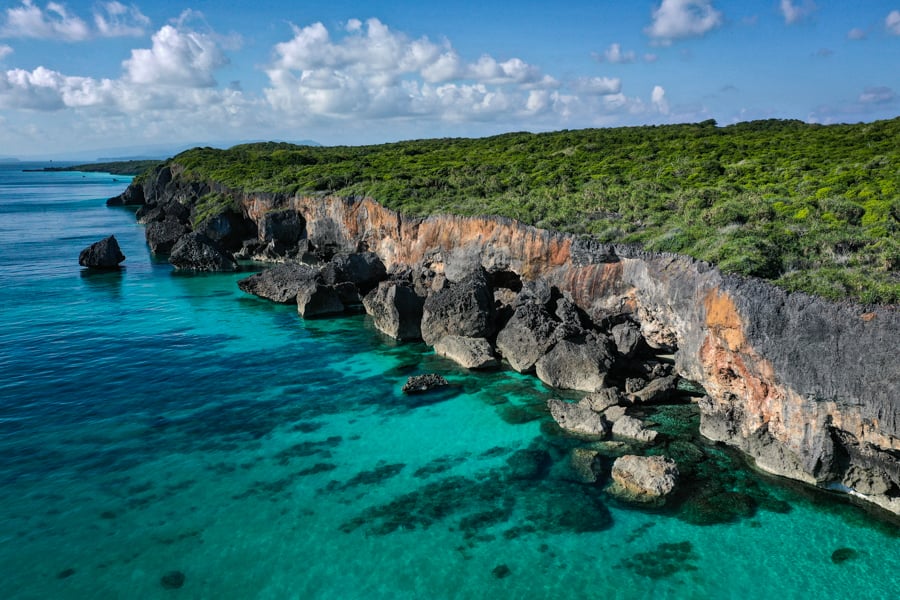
160 571 185 589
433 336 499 369
169 232 237 271
569 448 601 483
363 281 425 341
238 263 319 303
535 337 615 392
607 454 678 506
78 235 125 269
547 398 609 437
402 374 449 394
612 415 659 443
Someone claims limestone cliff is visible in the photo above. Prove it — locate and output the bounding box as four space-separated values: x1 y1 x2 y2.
116 169 900 515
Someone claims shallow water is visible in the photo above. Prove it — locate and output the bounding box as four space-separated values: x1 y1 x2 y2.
0 164 897 599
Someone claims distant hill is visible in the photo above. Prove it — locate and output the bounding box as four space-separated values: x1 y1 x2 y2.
34 159 162 176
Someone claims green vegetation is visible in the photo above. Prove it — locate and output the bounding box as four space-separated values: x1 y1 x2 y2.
170 118 899 303
42 159 162 176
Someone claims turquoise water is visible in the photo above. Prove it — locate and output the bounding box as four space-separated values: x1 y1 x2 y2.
0 164 897 599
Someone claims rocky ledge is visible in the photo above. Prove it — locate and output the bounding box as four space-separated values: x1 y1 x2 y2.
110 165 900 516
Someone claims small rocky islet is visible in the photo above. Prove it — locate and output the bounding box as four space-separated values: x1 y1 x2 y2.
106 163 900 524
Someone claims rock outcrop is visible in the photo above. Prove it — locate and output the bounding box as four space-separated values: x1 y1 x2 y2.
79 235 125 268
112 167 900 516
535 337 616 393
433 336 499 369
420 270 495 346
237 263 319 303
607 454 678 505
402 374 449 394
169 232 237 272
547 398 609 437
363 281 424 340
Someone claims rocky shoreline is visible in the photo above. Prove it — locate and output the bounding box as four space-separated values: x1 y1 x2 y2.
109 163 900 517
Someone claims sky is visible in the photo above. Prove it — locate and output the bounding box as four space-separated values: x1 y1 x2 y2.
0 0 898 159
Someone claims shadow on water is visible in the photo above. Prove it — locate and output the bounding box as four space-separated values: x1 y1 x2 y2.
79 268 124 297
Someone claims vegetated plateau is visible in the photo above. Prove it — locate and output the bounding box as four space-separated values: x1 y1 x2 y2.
140 117 898 304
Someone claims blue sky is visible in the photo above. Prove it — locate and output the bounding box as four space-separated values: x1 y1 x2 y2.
0 1 898 158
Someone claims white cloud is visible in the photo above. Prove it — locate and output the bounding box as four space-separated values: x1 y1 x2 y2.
571 76 622 96
596 43 636 64
264 18 564 123
780 1 817 25
94 2 149 37
859 86 896 105
887 10 900 35
645 0 723 43
847 28 866 40
0 44 12 60
1 0 90 41
124 25 228 87
652 85 669 114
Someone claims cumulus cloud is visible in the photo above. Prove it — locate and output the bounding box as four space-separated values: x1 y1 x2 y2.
124 24 227 87
94 2 149 37
595 43 636 64
847 27 866 40
0 44 12 60
264 18 565 122
0 1 148 41
887 10 900 35
570 77 622 96
859 86 896 105
645 0 723 43
780 1 817 24
651 85 669 114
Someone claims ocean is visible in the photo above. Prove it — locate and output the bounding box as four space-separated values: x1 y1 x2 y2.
0 163 897 599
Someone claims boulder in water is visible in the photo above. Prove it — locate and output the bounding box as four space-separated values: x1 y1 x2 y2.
78 235 125 269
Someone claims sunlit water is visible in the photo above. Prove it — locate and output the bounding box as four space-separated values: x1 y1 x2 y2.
0 164 896 599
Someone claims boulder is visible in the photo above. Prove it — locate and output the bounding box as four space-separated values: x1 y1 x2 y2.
363 281 425 341
612 415 659 443
433 336 499 369
603 405 628 423
584 388 624 413
296 280 344 318
324 252 387 294
495 302 560 373
169 232 238 272
402 373 449 394
420 270 494 346
106 184 144 206
629 374 679 404
195 212 251 251
238 263 320 303
145 219 189 254
78 235 125 269
611 321 646 358
607 455 678 505
535 337 616 392
547 398 609 437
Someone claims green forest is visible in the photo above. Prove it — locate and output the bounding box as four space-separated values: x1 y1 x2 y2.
166 117 899 304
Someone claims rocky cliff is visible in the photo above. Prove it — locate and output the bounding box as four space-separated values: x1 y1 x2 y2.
115 166 900 515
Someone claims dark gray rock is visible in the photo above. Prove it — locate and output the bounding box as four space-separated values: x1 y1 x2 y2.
106 184 144 206
583 388 624 412
535 337 616 392
402 373 449 394
78 235 125 269
238 263 320 303
195 212 252 252
296 280 344 318
169 232 237 272
495 302 560 373
611 321 646 358
629 375 679 404
363 281 425 341
547 398 609 437
324 252 387 294
261 209 304 244
145 219 189 254
420 270 494 346
433 336 499 369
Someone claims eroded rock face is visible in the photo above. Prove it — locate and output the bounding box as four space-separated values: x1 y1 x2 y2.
296 280 344 318
607 454 678 505
535 337 616 392
420 270 495 346
169 232 237 271
548 398 609 437
433 336 499 370
495 302 560 373
145 219 189 254
612 415 658 443
363 281 424 341
79 235 125 268
238 263 319 303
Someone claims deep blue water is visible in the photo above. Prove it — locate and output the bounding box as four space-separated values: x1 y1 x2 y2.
0 163 897 599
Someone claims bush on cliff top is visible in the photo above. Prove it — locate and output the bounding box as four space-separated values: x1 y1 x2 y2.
169 118 899 304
